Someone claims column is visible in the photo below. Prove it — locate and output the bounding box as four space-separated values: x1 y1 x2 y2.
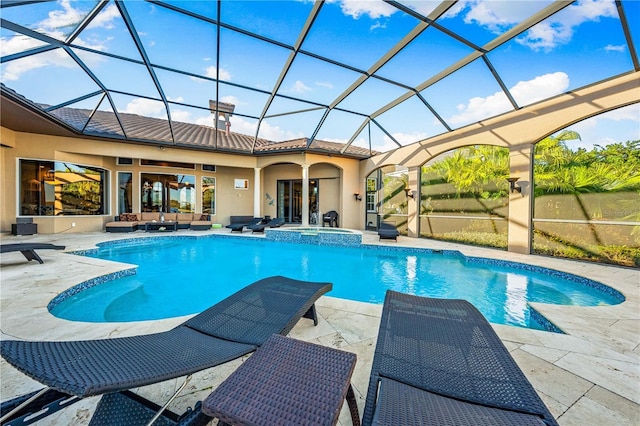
301 165 309 226
507 144 533 254
254 167 261 218
406 166 420 238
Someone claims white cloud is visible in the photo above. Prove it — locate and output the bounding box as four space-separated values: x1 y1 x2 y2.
604 44 625 52
337 0 397 19
123 98 166 118
516 0 617 51
1 49 73 81
41 0 86 32
0 34 47 59
444 0 617 51
1 1 118 81
370 21 387 32
292 80 312 93
86 3 120 31
390 131 429 146
448 72 569 126
510 72 570 105
220 95 240 105
226 116 304 142
170 109 196 123
315 81 334 89
205 66 231 81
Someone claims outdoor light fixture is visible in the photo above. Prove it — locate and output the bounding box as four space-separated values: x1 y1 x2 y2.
507 177 522 194
404 187 414 199
354 193 362 201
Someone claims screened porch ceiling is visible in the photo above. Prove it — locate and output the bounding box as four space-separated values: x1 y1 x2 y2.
1 0 638 158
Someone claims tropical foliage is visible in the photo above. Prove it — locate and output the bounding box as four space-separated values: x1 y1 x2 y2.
412 135 639 267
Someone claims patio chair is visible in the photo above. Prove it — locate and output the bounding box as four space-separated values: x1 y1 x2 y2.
247 217 285 233
377 221 400 241
226 217 262 233
0 243 65 264
362 290 559 426
0 276 331 426
322 210 339 227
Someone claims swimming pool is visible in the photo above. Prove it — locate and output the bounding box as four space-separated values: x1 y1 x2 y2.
51 236 624 332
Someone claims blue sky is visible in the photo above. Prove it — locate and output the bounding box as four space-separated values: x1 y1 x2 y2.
1 0 638 152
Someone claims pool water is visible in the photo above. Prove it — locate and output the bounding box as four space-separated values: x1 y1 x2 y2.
51 236 623 331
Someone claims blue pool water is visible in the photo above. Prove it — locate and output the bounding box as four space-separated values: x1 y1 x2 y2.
50 236 624 331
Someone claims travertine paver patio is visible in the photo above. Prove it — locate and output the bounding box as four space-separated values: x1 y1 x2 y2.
1 229 638 425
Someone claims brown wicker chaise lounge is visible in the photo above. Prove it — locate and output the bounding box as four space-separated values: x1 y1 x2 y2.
0 276 331 426
0 243 65 264
362 290 559 426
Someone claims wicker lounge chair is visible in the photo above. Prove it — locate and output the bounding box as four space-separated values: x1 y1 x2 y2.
247 217 285 233
0 243 65 264
0 276 331 426
362 290 559 426
377 221 400 241
226 217 262 233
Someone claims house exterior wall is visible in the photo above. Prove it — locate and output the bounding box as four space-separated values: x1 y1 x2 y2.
0 129 364 233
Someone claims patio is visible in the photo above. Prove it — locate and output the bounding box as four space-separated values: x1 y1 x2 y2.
1 228 638 425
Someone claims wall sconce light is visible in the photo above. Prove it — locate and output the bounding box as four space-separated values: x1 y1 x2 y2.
354 193 362 201
404 187 414 199
507 177 522 194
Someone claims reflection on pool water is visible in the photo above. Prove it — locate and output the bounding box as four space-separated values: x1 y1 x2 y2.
51 236 624 332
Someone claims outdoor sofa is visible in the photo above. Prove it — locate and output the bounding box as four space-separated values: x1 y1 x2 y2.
105 212 212 232
0 276 331 426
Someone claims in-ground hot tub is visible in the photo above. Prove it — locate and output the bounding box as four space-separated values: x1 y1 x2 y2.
265 227 362 246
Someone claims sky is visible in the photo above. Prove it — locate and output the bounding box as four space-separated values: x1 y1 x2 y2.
0 0 638 152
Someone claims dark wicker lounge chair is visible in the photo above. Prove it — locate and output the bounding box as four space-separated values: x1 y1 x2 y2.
377 221 400 241
226 217 262 233
0 276 331 426
0 243 65 264
248 217 285 233
362 290 559 426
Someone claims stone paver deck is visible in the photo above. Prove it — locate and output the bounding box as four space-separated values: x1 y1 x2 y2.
1 228 638 425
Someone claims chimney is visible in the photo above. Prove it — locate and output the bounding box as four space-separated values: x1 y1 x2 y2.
209 100 235 135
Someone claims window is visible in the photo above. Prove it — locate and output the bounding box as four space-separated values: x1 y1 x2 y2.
118 172 133 214
366 178 377 212
117 157 133 165
19 160 107 216
141 173 195 213
202 177 216 215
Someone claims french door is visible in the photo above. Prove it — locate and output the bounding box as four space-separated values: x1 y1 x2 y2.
277 179 318 223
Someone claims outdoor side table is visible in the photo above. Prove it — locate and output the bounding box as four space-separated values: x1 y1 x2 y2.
202 334 360 426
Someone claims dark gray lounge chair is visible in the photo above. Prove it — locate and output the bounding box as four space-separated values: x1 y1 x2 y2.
377 221 400 241
0 243 65 264
0 276 331 426
226 217 262 233
362 290 559 426
247 217 285 233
